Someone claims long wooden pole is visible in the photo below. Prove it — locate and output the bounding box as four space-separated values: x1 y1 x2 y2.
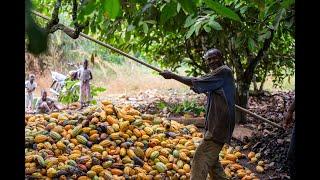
31 11 284 129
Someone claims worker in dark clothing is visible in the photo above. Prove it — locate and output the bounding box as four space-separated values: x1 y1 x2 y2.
160 48 236 180
284 98 295 179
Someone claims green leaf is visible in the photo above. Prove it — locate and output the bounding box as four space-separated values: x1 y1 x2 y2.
127 24 135 31
203 24 211 32
91 100 97 105
194 21 202 35
102 0 121 19
184 15 196 28
208 20 222 30
186 24 196 39
273 8 286 30
248 38 256 51
258 30 271 41
204 0 241 22
142 23 149 34
94 87 106 92
177 2 181 13
178 0 196 14
78 0 96 18
160 1 178 24
281 0 295 8
240 6 248 14
251 0 265 11
144 20 157 24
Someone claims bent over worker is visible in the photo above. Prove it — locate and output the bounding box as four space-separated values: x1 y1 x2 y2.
36 90 60 114
160 48 236 180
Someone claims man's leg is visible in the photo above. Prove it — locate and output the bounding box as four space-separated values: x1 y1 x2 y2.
86 82 91 106
287 124 296 179
79 83 84 108
191 140 225 180
208 155 228 180
30 94 34 110
26 94 31 110
41 102 50 113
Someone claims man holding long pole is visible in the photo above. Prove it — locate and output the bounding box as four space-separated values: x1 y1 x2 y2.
160 48 235 180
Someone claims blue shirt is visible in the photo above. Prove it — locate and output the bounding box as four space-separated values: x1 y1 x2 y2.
191 65 236 144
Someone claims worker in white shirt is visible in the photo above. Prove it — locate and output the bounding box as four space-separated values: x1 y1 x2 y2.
78 59 93 109
25 74 37 111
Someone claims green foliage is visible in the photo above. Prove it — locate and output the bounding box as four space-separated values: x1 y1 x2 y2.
58 80 80 104
58 79 106 104
156 100 205 116
25 0 48 55
31 0 295 91
204 0 241 21
102 0 121 19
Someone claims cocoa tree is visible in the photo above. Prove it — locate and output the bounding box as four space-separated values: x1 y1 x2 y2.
29 0 295 123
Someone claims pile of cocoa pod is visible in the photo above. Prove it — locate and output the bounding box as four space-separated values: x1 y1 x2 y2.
25 100 263 179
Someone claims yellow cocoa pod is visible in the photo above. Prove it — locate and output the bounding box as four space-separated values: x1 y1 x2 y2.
225 154 237 161
144 127 154 136
104 107 114 115
231 163 243 170
256 165 264 173
120 147 127 157
133 129 142 137
91 165 104 174
235 151 243 158
124 166 131 175
56 141 66 150
251 157 258 163
127 149 136 159
68 153 81 160
34 135 48 143
241 175 253 180
158 155 169 164
141 134 150 140
101 100 112 106
248 152 255 159
106 115 118 125
119 121 130 132
237 170 246 178
145 148 154 158
220 160 234 166
183 164 191 173
143 163 153 172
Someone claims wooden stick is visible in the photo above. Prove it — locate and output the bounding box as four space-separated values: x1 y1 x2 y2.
235 105 283 129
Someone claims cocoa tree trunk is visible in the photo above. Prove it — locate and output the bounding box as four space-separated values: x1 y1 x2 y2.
253 74 258 93
259 66 268 92
236 82 250 124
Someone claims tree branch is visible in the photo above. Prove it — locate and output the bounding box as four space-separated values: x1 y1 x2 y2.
230 46 244 81
46 0 89 39
46 0 62 32
244 29 275 86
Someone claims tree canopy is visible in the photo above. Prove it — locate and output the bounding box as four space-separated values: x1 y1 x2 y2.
27 0 295 122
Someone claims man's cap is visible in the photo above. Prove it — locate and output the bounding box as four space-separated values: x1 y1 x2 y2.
203 48 223 60
29 74 35 79
41 89 47 95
